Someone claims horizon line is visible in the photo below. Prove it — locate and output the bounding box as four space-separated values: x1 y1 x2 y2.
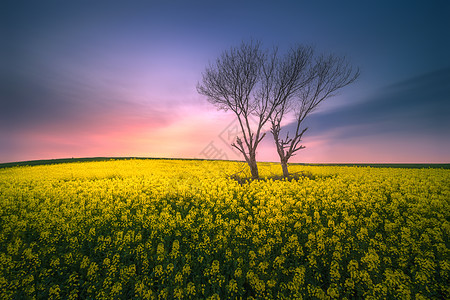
1 156 449 169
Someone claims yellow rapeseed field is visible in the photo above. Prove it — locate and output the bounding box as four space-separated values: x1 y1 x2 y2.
0 159 449 299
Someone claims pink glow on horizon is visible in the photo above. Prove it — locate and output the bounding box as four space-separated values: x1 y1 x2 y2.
2 101 449 164
1 104 239 163
3 115 449 164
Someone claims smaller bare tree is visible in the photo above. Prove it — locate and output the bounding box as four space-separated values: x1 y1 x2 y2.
271 53 360 177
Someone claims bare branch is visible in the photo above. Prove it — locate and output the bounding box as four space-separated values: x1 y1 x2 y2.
268 46 359 176
232 137 250 163
198 41 359 179
197 40 271 179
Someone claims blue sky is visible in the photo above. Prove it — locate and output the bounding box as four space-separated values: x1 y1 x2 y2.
1 0 449 163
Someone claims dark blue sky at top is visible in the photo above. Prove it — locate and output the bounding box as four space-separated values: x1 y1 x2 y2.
1 0 449 162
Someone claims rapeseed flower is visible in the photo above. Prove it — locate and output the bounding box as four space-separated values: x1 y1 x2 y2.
0 159 448 299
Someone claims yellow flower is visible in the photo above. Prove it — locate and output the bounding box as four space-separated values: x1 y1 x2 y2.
173 287 183 299
1 159 448 299
166 263 174 274
87 262 99 278
49 284 61 300
175 272 183 284
234 268 242 278
80 256 90 269
182 264 191 275
227 279 238 293
211 260 220 274
154 265 164 277
50 257 60 268
186 282 196 296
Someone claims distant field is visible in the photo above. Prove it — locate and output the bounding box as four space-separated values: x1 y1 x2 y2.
0 159 449 299
1 157 449 169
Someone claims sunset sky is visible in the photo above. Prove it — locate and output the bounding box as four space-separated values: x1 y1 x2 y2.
1 0 449 163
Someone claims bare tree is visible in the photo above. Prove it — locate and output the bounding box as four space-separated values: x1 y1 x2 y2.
197 41 282 179
198 41 359 179
270 52 360 177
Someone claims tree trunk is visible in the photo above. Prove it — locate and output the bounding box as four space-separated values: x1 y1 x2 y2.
281 160 289 178
248 154 259 179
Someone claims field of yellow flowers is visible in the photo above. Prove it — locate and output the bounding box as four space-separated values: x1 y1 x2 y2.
0 159 449 299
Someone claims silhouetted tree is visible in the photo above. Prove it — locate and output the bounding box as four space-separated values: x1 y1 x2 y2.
198 41 359 179
198 41 284 179
270 53 360 177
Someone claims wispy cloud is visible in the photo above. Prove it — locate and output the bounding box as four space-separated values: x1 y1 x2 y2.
302 68 450 137
273 68 450 162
